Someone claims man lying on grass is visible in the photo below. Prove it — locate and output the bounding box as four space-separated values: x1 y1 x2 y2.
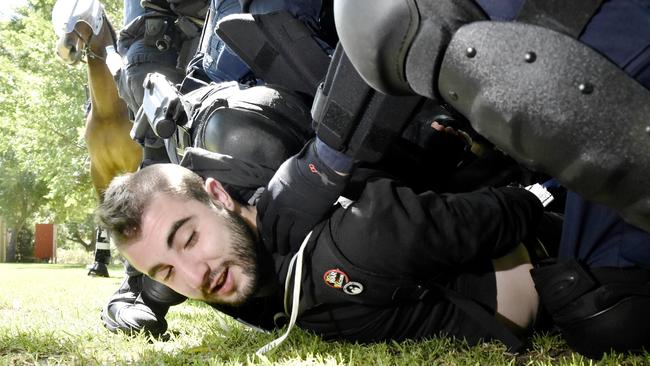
96 137 546 353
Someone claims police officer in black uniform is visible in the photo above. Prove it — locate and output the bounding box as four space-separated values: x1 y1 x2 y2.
330 0 650 358
96 3 648 358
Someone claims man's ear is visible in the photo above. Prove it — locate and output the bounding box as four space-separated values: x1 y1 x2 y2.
204 178 235 211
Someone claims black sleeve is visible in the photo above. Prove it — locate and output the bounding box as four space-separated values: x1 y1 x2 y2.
333 179 543 276
257 139 350 254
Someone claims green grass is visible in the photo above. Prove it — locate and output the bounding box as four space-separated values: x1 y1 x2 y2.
0 264 647 365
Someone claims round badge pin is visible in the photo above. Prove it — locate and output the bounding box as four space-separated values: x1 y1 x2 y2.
343 281 364 295
323 269 349 289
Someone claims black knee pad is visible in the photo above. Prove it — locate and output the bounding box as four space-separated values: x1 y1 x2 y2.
334 0 486 97
192 85 313 171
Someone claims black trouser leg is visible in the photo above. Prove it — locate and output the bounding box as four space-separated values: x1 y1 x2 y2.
88 227 110 277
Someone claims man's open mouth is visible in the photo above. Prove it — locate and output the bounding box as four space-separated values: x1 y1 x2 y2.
209 268 228 294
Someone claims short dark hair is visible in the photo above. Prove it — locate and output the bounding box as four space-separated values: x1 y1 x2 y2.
95 164 210 247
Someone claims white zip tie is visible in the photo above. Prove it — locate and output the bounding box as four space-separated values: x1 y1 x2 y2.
524 183 554 207
256 230 313 356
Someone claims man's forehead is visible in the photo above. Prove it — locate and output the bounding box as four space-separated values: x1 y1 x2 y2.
140 193 182 229
124 193 182 271
146 191 186 210
141 192 206 230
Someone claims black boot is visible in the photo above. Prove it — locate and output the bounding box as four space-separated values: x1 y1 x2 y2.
87 259 110 277
101 262 186 338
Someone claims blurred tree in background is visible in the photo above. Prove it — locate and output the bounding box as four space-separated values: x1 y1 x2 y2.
0 0 123 259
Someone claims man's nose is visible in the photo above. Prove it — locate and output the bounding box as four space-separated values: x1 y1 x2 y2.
175 259 209 290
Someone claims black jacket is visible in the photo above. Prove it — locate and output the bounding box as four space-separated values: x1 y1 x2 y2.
252 140 543 346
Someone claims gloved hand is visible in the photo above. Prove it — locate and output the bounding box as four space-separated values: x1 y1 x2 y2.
101 273 186 337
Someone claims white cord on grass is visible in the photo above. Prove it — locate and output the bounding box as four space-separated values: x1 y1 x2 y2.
256 230 313 356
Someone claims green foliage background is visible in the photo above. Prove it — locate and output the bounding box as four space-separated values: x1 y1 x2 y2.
0 0 123 253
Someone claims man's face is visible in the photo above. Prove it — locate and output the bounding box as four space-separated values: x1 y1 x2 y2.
121 192 258 306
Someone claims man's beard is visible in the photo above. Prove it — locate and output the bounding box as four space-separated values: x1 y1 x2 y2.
203 204 259 306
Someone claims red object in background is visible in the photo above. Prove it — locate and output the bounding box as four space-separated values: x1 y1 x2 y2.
34 224 56 261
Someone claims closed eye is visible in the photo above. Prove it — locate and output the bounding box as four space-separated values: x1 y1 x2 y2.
185 231 198 249
162 266 174 281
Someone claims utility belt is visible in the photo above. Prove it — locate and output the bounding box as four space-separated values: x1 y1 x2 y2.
141 0 209 22
119 10 204 71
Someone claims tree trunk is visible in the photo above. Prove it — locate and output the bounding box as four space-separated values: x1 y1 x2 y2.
6 230 15 262
65 226 94 251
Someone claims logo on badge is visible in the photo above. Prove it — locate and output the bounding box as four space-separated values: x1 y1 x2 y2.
323 269 348 289
323 269 364 295
343 281 364 295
